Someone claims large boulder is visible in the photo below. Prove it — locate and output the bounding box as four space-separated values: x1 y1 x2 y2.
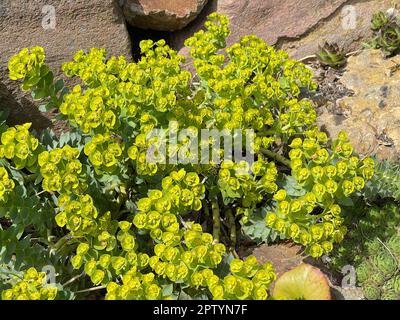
172 0 394 60
120 0 208 31
317 49 400 161
0 0 132 130
172 0 348 57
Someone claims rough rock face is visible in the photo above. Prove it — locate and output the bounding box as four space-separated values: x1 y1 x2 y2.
120 0 208 31
251 243 304 278
318 49 400 160
0 81 51 130
173 0 347 57
0 0 132 130
172 0 394 60
282 0 396 59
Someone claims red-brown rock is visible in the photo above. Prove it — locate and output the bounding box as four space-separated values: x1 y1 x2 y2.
121 0 208 31
172 0 348 56
172 0 394 61
0 0 132 130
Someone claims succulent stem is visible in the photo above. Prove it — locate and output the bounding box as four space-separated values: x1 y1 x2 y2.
211 198 221 243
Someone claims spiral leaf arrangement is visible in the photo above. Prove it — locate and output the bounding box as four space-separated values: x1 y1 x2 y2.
368 10 400 57
331 202 400 300
316 42 347 68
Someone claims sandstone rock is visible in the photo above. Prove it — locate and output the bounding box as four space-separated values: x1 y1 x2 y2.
318 112 379 156
330 284 364 300
0 0 132 130
120 0 208 31
318 49 400 160
252 243 304 277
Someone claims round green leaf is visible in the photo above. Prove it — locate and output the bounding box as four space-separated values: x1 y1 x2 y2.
272 264 331 300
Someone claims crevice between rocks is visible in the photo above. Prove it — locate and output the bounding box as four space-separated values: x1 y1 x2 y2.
126 23 173 61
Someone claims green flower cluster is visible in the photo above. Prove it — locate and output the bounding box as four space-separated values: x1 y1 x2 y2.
83 133 124 172
133 169 205 236
129 170 276 300
102 222 276 300
71 232 138 287
276 99 317 137
60 39 192 178
1 267 57 300
8 47 45 87
105 270 168 300
60 85 118 133
58 12 321 186
3 12 378 301
0 123 40 170
290 131 373 193
150 222 226 275
38 145 86 194
63 172 206 298
185 16 316 137
218 159 278 209
127 131 163 176
265 194 343 257
68 204 275 300
61 41 190 135
185 13 230 60
55 194 100 235
0 123 90 199
0 167 15 203
209 257 276 300
62 48 121 86
266 131 374 257
67 166 275 300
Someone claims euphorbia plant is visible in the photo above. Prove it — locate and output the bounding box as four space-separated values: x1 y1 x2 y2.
1 13 373 300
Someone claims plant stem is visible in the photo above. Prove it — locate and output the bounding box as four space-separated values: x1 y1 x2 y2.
52 233 80 253
226 209 237 247
75 285 106 294
53 233 72 250
202 200 210 217
231 249 240 259
24 174 37 184
211 198 220 243
35 190 47 197
260 128 277 136
260 148 291 168
29 237 50 246
63 272 85 287
178 214 190 229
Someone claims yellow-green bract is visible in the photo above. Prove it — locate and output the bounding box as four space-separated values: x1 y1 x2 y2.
1 13 374 300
